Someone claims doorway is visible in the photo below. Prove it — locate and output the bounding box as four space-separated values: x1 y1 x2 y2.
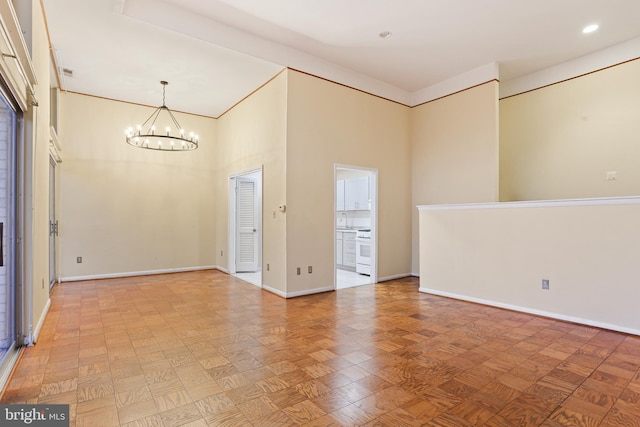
228 168 262 287
334 165 377 289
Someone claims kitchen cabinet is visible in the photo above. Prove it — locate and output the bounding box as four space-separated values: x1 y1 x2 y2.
337 230 356 270
336 180 345 211
344 176 369 211
337 176 369 211
342 231 356 268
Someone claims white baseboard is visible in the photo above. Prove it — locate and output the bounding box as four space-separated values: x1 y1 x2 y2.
378 273 412 282
32 298 51 343
286 286 334 298
215 265 229 274
263 285 334 299
60 265 218 282
262 285 286 298
411 272 419 277
419 287 640 337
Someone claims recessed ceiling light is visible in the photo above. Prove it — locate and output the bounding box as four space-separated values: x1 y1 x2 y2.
582 24 599 34
379 31 392 39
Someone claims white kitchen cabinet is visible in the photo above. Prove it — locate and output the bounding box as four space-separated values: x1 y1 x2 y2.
344 176 369 211
337 230 356 269
336 180 345 211
342 232 356 268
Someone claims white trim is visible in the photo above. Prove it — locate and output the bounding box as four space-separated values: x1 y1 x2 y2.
377 273 412 282
418 195 640 212
60 265 218 282
215 265 229 274
411 272 419 277
262 284 286 298
32 298 51 343
286 286 334 298
49 126 62 163
419 287 640 337
0 345 22 392
263 284 334 299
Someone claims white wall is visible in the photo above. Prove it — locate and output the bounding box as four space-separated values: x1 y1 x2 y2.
58 93 217 279
410 82 499 275
500 58 640 201
216 71 288 293
419 199 640 335
286 70 412 294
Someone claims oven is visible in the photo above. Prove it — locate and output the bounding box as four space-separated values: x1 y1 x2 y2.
355 229 371 275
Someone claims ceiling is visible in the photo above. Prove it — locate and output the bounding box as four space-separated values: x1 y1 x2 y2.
42 0 640 118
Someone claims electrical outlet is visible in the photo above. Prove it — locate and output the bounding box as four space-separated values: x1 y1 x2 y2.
77 256 83 263
267 264 270 271
296 267 301 275
308 266 312 274
542 279 550 290
221 250 223 256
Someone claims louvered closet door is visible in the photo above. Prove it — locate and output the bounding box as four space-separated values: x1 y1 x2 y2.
236 177 258 272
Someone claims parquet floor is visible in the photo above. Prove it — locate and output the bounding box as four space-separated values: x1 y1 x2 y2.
1 270 639 426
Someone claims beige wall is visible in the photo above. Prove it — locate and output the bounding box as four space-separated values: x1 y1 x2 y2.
286 70 412 293
410 82 499 274
58 93 217 278
500 59 640 201
419 200 640 334
216 71 288 293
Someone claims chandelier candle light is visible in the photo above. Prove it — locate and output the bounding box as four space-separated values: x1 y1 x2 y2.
125 81 199 151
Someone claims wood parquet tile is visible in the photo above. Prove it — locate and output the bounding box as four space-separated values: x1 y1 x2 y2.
1 270 639 426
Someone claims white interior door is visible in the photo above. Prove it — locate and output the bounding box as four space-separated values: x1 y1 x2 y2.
235 176 258 272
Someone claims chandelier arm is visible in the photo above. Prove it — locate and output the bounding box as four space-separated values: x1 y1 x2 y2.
139 106 164 132
163 107 185 132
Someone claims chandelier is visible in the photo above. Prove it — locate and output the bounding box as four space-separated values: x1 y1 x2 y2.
125 81 199 151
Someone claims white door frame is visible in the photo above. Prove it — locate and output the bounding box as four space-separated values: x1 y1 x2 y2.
228 167 263 282
334 164 378 289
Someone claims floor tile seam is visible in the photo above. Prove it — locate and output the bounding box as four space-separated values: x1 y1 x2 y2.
540 337 630 425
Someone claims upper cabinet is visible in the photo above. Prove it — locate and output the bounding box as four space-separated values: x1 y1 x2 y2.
336 179 345 211
340 176 369 211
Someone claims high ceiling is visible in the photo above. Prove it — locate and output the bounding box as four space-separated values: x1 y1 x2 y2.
42 0 640 117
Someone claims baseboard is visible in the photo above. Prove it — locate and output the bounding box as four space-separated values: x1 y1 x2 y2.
262 285 287 298
419 287 640 337
32 298 51 343
378 273 412 282
286 286 334 298
411 272 419 277
215 265 229 274
262 285 334 299
61 265 218 282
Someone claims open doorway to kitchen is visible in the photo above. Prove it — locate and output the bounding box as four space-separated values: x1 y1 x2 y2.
335 165 377 289
228 168 263 287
